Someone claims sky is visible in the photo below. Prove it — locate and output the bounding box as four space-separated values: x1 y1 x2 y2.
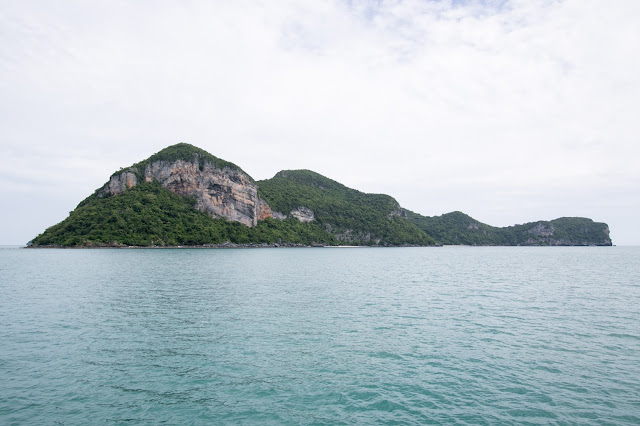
1 0 639 245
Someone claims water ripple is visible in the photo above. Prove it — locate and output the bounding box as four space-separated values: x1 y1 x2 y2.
1 246 639 424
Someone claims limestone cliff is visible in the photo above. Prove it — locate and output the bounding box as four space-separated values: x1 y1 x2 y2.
98 147 271 227
107 172 137 195
289 207 315 223
267 207 316 223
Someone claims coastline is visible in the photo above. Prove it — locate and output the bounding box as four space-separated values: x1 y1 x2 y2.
26 242 439 249
23 243 614 249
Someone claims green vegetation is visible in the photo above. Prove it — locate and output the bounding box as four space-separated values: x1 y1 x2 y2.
405 211 501 245
258 170 436 246
32 181 337 247
406 210 612 246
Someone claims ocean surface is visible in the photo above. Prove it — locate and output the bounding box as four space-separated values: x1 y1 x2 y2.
1 246 639 425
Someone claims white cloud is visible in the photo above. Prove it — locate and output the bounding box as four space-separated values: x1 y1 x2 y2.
1 0 639 244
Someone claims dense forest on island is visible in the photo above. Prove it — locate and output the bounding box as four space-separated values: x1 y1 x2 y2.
33 181 338 247
258 170 435 246
405 211 612 246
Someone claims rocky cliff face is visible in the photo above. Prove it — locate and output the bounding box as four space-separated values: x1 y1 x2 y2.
107 172 137 195
523 222 564 245
101 159 272 227
290 207 315 223
527 223 555 237
389 205 408 219
267 206 316 223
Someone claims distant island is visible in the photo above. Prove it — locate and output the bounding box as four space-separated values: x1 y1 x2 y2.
30 143 612 247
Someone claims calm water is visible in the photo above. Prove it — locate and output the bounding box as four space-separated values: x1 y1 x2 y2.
1 246 639 425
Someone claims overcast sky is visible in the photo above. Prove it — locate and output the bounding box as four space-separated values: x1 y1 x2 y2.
1 0 639 245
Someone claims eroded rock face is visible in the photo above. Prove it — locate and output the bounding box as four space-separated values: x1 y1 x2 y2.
388 206 408 219
290 207 315 223
108 172 137 195
256 199 273 221
527 223 555 237
271 211 287 221
104 160 272 227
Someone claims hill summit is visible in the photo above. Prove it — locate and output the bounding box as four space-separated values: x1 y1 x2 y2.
30 143 612 247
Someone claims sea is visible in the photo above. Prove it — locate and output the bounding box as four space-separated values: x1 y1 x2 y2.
0 246 639 425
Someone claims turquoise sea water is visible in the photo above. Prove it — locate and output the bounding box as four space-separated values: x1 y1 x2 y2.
1 246 639 424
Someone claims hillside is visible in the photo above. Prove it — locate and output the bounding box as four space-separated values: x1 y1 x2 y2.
258 170 436 246
406 211 612 246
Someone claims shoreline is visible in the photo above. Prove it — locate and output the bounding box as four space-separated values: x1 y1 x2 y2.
25 242 439 249
23 242 614 249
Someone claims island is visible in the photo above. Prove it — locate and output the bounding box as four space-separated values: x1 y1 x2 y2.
30 143 612 247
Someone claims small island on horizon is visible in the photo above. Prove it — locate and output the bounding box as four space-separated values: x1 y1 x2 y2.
29 143 612 248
